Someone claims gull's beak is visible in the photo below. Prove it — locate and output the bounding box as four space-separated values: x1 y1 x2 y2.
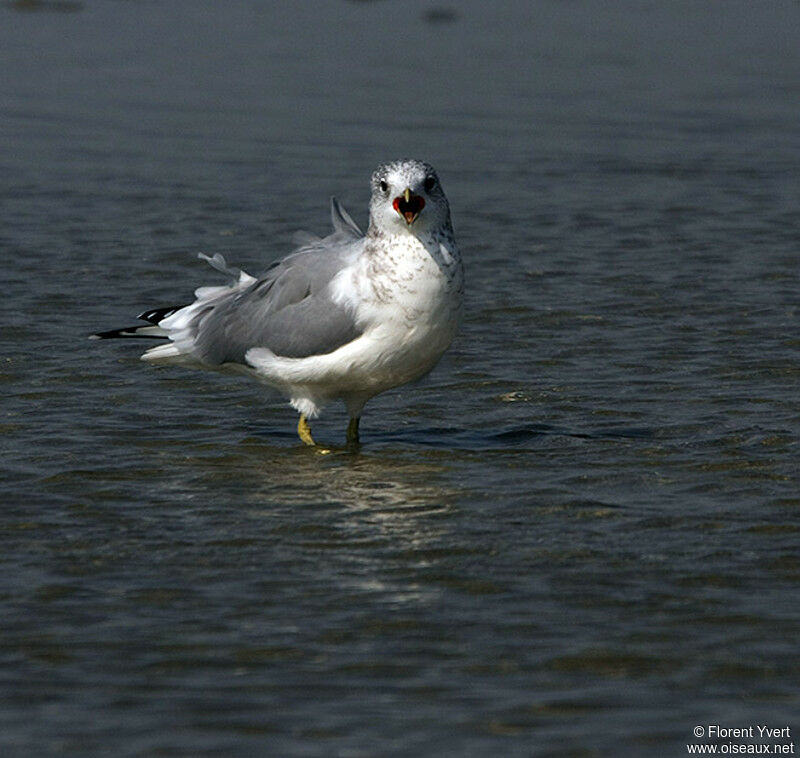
393 187 425 225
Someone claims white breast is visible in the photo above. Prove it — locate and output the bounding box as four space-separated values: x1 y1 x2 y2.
341 232 464 387
247 229 463 418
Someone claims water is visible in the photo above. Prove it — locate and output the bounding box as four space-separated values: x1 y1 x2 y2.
2 1 799 755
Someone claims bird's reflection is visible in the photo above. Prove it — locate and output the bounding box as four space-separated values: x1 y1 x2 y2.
168 436 463 607
237 436 452 496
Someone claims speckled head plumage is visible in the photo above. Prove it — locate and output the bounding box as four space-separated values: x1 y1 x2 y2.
368 159 451 238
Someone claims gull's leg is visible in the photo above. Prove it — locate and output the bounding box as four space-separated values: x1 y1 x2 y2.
346 416 360 446
297 414 316 446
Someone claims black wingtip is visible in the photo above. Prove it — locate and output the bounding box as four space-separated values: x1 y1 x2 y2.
91 304 187 341
91 326 154 340
138 304 186 324
90 325 170 340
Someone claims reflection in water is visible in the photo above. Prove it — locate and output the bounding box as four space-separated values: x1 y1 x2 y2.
155 437 461 606
238 437 456 514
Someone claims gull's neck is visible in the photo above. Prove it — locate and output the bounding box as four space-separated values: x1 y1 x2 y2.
364 220 461 280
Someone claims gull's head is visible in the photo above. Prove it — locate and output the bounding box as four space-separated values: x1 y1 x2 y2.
368 159 450 237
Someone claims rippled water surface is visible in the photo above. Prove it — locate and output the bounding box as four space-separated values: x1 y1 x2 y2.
2 1 799 756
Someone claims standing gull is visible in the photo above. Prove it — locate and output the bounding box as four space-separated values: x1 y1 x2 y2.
93 159 464 446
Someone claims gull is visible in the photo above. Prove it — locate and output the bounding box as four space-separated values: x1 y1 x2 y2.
92 159 464 446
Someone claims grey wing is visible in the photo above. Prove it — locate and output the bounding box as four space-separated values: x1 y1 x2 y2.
189 198 364 365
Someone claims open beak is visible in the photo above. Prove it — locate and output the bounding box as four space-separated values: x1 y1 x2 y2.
393 187 425 225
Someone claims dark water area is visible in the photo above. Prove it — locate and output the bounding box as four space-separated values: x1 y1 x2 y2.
2 1 799 756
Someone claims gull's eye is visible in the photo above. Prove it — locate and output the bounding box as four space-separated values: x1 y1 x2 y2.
424 176 436 192
379 179 388 193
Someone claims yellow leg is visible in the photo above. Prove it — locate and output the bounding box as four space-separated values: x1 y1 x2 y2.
297 414 316 446
346 417 360 445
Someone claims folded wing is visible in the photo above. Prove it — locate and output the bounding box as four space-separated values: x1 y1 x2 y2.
143 197 365 366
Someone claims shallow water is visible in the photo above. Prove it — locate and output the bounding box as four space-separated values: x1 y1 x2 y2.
2 1 800 756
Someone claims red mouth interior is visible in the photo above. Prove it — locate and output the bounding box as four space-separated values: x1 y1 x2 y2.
393 193 425 223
